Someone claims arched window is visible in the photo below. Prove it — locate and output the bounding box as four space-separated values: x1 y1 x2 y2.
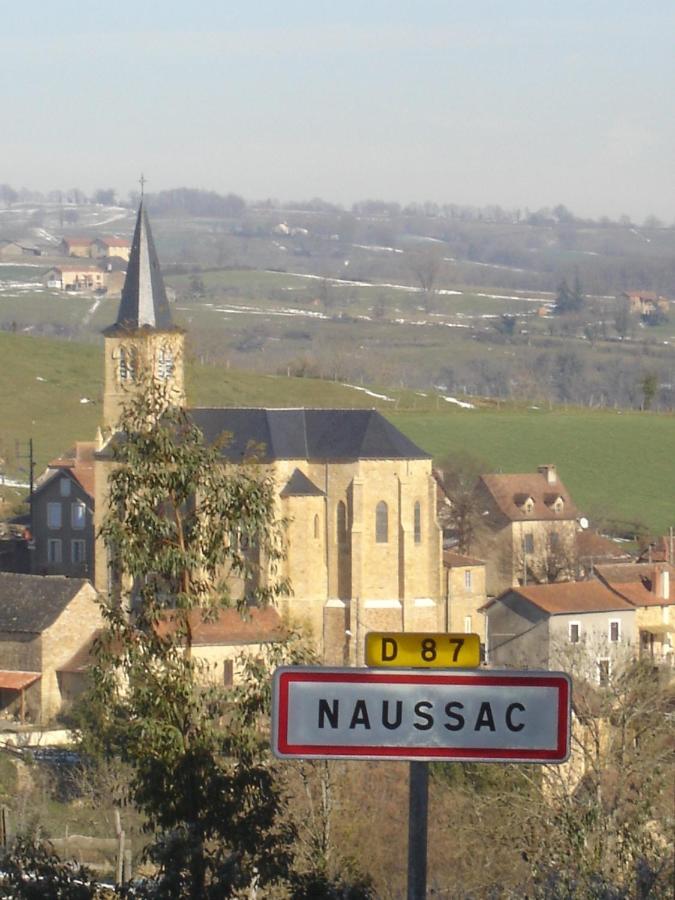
376 501 388 543
157 345 174 380
337 501 347 544
119 345 137 383
414 501 421 544
313 514 320 540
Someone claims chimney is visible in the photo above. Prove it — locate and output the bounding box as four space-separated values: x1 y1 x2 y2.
652 565 670 600
537 464 557 485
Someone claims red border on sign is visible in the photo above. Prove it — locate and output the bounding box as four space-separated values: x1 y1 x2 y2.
275 670 570 762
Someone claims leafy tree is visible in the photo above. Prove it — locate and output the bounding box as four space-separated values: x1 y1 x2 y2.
0 830 104 898
640 373 658 411
614 296 633 341
84 378 297 897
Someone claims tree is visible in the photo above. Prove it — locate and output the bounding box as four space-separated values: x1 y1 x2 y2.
84 378 297 897
437 452 487 554
614 296 633 341
0 184 18 208
93 188 116 205
640 373 658 411
408 245 444 312
554 275 585 315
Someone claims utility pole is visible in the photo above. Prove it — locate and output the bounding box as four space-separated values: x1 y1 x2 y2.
15 439 35 534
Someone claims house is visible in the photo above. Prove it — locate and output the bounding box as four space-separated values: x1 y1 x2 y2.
482 581 636 682
593 562 674 667
622 291 670 317
443 550 487 645
90 237 131 262
92 202 444 664
0 240 41 260
471 465 579 596
31 442 95 579
156 607 287 686
576 529 633 577
59 237 92 258
0 574 102 724
43 265 106 292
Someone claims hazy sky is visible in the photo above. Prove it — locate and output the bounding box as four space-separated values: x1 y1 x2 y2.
2 1 674 220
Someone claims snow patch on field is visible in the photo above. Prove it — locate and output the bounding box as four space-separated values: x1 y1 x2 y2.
443 396 476 409
340 384 395 402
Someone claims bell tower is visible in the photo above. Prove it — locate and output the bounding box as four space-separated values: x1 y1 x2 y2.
102 200 185 429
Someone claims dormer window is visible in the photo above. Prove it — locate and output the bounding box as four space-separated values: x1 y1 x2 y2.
545 493 565 513
514 493 534 514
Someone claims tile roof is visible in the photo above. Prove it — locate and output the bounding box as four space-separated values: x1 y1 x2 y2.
156 606 286 646
0 574 91 633
443 550 485 568
188 408 431 462
42 441 96 497
0 671 41 691
576 531 633 562
480 470 578 522
486 580 635 615
96 237 130 248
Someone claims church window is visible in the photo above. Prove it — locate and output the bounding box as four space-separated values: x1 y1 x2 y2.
337 501 347 544
376 501 388 543
157 346 175 380
313 514 320 540
414 501 421 544
119 345 138 382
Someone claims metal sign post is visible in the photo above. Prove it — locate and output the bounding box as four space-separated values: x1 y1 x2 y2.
407 761 428 900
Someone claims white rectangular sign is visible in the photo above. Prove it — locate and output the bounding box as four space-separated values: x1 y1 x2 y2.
271 667 571 763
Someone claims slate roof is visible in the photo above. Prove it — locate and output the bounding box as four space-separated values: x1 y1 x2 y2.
104 202 176 335
188 408 431 462
480 470 578 522
0 574 91 633
280 468 325 497
483 581 635 615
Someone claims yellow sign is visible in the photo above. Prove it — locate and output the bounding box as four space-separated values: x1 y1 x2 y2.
365 632 481 669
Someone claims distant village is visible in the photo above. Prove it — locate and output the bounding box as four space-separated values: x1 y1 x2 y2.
0 206 672 751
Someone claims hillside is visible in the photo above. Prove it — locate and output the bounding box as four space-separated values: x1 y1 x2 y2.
0 331 673 535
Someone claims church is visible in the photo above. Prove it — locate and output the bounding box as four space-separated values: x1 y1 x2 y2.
93 202 444 663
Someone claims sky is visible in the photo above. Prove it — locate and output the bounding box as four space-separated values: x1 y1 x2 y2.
2 1 674 221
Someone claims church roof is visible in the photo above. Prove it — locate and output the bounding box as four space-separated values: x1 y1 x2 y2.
280 468 325 497
188 408 431 462
103 202 175 335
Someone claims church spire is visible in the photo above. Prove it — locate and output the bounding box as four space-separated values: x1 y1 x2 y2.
105 201 173 334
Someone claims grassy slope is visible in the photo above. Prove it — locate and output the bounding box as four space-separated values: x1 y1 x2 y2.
0 332 673 534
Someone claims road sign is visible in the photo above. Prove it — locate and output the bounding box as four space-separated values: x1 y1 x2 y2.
365 631 481 668
271 667 571 763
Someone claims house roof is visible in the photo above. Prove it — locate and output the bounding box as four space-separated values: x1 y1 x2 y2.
155 606 286 646
594 562 674 607
484 580 635 615
280 468 325 497
104 202 176 335
637 536 673 564
40 441 97 497
0 671 41 691
95 237 130 248
62 236 92 246
187 407 431 462
443 550 485 568
0 574 91 633
577 530 633 563
479 470 578 522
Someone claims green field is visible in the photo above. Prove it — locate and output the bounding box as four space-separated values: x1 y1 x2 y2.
0 332 673 535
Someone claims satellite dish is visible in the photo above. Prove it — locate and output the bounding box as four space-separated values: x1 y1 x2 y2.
578 517 589 530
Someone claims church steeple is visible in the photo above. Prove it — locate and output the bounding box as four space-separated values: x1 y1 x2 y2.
104 202 173 334
102 201 185 429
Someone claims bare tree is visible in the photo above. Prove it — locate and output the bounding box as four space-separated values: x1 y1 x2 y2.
408 245 444 312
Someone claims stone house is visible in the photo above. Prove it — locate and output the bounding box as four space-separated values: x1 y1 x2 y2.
593 562 674 667
482 580 636 682
156 607 287 686
92 202 444 664
31 443 95 579
0 240 41 260
622 291 670 317
472 465 579 596
443 550 487 645
59 237 93 258
0 574 102 724
90 237 131 261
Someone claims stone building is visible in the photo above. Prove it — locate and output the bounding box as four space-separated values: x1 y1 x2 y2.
93 203 444 662
0 573 102 724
